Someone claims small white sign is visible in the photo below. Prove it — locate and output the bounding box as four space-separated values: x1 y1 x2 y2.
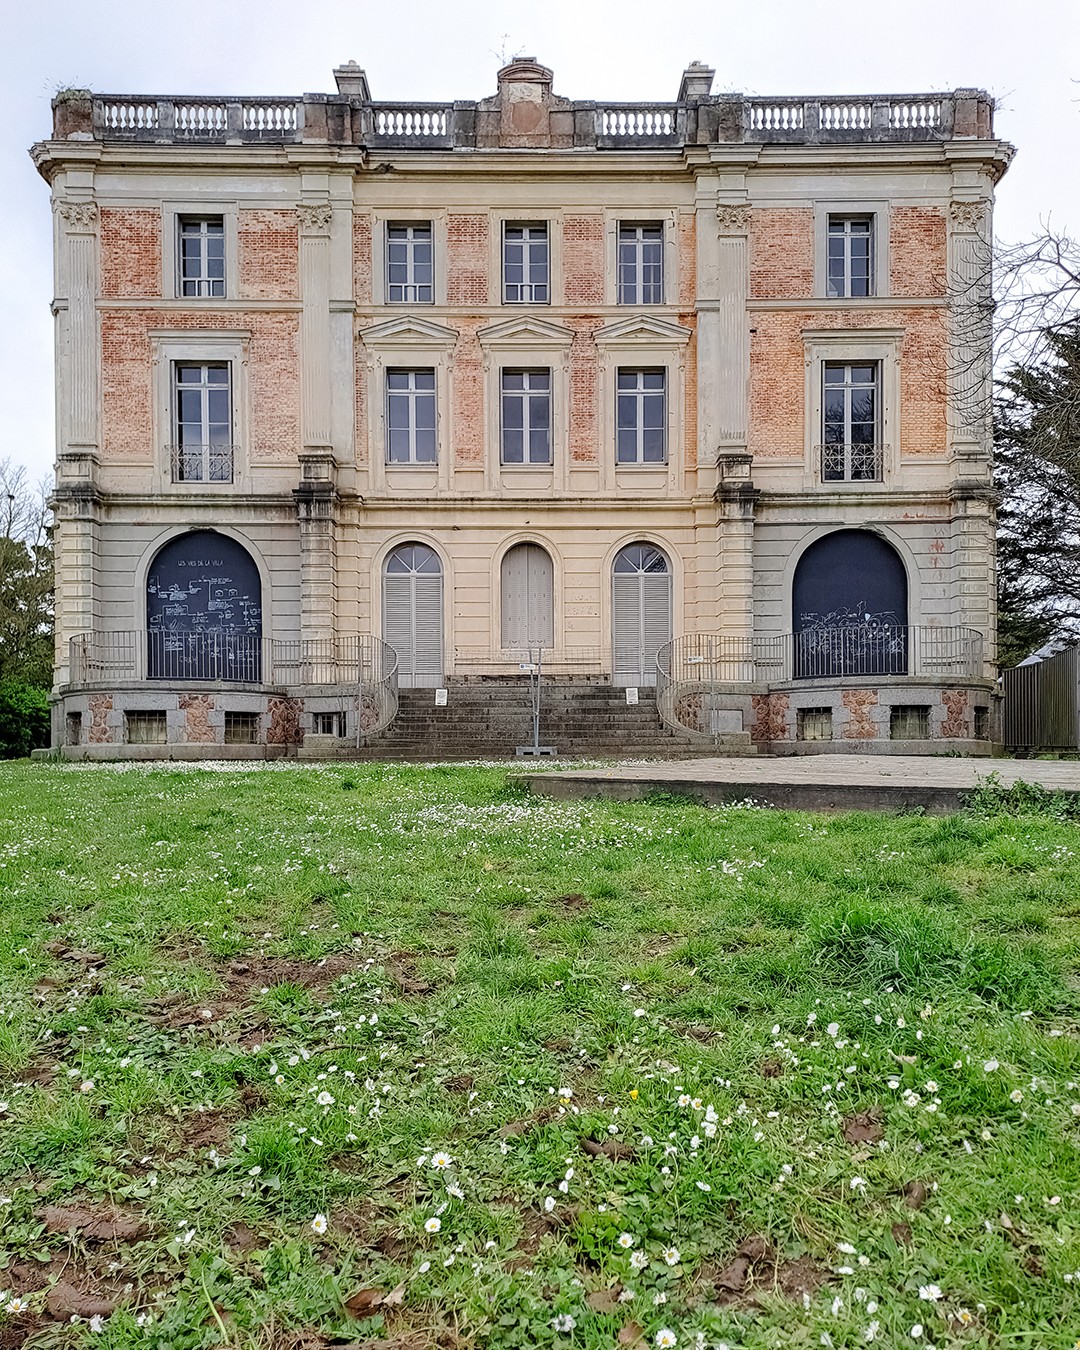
625 687 639 705
434 687 448 707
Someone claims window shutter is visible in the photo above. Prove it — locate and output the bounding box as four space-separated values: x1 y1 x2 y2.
411 573 444 685
612 570 671 685
640 573 673 686
612 573 642 685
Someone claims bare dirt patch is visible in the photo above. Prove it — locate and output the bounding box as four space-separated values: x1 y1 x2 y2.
842 1107 886 1145
7 1253 134 1323
37 1204 148 1243
385 952 436 997
705 1235 830 1308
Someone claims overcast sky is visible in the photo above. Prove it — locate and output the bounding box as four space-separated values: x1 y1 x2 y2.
3 0 1078 484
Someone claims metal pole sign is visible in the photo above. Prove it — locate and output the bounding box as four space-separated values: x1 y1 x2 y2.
516 645 557 756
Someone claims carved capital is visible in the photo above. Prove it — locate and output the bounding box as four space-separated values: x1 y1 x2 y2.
716 204 751 235
56 199 98 232
297 202 333 235
949 200 987 233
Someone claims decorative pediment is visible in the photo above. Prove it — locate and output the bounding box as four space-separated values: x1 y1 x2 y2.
359 316 459 349
477 315 575 347
593 315 692 346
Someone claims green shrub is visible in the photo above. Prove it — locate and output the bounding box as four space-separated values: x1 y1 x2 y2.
0 681 49 758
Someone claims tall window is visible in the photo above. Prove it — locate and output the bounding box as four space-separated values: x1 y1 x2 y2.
503 224 549 303
178 217 225 298
618 224 664 304
172 363 232 482
386 369 437 464
822 362 880 481
616 369 666 464
501 369 551 464
386 223 433 303
827 216 873 298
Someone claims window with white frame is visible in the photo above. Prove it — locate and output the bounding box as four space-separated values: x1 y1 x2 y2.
821 362 880 481
503 224 549 304
618 224 664 304
386 223 433 304
826 216 874 298
172 363 233 482
501 369 552 464
178 217 226 298
616 368 666 464
386 369 437 463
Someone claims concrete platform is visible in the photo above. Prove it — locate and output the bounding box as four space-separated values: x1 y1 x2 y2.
521 755 1080 814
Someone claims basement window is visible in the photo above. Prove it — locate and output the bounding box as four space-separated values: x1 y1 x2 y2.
312 712 346 737
224 711 260 744
890 705 930 740
974 705 990 740
126 710 167 745
797 707 833 741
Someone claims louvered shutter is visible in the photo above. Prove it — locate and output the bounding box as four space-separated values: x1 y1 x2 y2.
640 573 672 686
384 564 444 688
612 573 642 685
411 573 443 685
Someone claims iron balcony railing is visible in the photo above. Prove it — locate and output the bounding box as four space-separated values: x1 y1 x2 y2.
819 443 884 483
656 626 986 735
169 443 236 484
69 632 396 689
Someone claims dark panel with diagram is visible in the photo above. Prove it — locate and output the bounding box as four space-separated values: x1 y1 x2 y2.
792 529 908 678
146 530 262 681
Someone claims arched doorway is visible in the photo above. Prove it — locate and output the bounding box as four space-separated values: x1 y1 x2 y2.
612 543 672 686
383 543 444 688
501 543 554 650
146 530 262 681
792 529 908 678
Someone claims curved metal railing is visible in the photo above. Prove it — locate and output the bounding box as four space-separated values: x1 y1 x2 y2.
656 627 985 735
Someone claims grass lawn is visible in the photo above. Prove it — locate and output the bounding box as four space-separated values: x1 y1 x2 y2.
1 762 1080 1350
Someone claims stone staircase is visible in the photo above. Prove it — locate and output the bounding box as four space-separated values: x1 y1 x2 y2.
343 681 754 761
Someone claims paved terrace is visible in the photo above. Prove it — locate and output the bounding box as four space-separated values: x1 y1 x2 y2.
521 756 1080 814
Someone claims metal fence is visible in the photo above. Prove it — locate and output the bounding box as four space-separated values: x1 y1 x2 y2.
1003 647 1079 750
657 626 983 690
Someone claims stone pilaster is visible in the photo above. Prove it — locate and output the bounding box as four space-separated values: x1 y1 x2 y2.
51 453 101 687
293 452 339 646
52 198 102 688
715 454 758 644
714 203 751 453
298 201 334 453
947 198 992 462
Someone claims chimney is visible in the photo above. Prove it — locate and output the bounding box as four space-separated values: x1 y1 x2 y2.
333 61 370 100
678 60 715 101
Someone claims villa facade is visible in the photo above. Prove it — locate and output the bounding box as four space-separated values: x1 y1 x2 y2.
33 59 1012 757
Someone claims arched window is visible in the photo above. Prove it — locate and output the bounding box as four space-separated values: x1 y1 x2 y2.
383 543 444 687
146 530 262 681
612 543 672 686
792 529 908 677
501 543 554 649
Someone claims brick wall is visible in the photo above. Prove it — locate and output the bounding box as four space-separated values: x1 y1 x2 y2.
567 319 600 463
238 209 299 300
890 207 947 298
563 215 604 305
749 209 814 299
447 215 489 305
100 209 162 298
101 310 300 460
749 307 947 458
451 320 485 465
353 213 372 307
678 213 696 308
